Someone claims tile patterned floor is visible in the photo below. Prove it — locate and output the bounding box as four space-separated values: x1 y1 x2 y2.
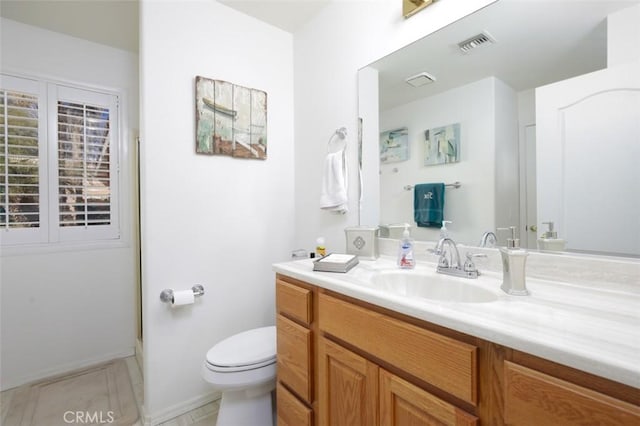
156 401 220 426
2 359 138 425
1 357 220 426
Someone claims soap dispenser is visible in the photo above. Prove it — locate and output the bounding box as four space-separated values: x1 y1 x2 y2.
439 220 452 239
497 226 529 296
537 221 566 252
397 225 415 269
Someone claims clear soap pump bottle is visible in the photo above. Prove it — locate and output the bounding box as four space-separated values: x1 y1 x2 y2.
397 225 415 269
439 220 452 239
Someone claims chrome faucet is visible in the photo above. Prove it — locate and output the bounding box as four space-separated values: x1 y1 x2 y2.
434 237 484 279
435 237 461 268
479 231 497 248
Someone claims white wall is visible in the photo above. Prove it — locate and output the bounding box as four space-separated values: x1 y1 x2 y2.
0 18 138 390
358 66 381 228
293 0 496 254
607 3 640 66
378 77 498 245
517 88 537 248
493 77 520 237
139 1 294 422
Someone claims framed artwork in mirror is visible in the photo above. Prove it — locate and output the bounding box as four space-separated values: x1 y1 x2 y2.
424 122 460 166
403 0 433 19
195 76 267 160
380 127 409 164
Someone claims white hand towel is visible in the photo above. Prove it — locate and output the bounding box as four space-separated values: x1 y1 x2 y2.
320 150 348 214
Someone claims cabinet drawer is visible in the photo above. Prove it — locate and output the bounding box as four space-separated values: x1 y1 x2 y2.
277 382 313 426
277 314 313 402
318 293 477 405
277 278 313 325
504 361 640 426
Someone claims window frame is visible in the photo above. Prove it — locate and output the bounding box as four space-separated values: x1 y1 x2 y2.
1 72 123 250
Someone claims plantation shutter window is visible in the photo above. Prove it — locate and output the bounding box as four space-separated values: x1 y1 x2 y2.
1 90 40 227
52 85 119 242
0 75 47 245
57 102 112 227
0 73 120 247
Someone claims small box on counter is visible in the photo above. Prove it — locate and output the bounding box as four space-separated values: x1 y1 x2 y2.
313 253 359 273
345 226 379 260
379 223 411 239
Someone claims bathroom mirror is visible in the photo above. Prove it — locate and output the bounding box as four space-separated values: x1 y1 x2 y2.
358 0 640 258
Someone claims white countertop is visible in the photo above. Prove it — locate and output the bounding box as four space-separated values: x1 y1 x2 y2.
273 255 640 388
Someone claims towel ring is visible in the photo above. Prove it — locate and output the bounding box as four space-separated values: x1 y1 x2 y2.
327 127 347 153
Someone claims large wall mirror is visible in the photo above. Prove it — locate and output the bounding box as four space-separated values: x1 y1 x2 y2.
358 0 639 258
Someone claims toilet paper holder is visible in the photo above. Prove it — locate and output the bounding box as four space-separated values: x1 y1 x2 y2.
160 284 205 303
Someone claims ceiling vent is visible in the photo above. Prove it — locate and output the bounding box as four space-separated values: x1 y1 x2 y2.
458 31 496 54
405 71 436 87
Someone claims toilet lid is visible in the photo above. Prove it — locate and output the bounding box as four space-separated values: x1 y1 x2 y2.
206 326 276 368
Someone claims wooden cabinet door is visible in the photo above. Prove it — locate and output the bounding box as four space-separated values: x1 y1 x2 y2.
317 337 378 426
504 361 640 426
380 369 478 426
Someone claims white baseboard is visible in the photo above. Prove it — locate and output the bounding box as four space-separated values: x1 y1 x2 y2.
132 338 221 426
0 348 135 391
143 391 221 426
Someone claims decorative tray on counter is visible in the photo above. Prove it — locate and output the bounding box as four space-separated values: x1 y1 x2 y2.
313 253 359 273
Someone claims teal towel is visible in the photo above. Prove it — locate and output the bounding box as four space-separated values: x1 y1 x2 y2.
414 183 445 227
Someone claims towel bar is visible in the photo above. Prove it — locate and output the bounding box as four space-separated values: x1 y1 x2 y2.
404 181 461 191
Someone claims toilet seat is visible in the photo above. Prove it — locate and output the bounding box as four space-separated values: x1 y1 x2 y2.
206 357 275 373
205 326 276 372
202 325 277 426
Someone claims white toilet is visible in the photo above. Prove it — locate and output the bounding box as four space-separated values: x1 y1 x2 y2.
202 326 277 426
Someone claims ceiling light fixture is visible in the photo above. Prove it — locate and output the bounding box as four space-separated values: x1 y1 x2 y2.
405 71 436 87
403 0 434 18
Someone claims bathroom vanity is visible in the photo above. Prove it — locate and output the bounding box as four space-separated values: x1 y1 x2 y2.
273 255 640 426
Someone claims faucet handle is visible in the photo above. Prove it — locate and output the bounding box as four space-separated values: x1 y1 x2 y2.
438 255 450 268
427 247 443 255
464 252 487 273
466 252 487 261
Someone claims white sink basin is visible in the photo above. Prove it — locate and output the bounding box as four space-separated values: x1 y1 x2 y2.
368 270 499 303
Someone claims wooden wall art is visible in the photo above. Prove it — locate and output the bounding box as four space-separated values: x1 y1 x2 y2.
195 76 267 160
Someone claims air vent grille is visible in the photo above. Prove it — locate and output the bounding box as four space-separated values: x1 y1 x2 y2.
458 31 496 53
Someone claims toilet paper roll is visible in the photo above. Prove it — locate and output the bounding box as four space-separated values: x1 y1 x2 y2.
172 290 195 306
